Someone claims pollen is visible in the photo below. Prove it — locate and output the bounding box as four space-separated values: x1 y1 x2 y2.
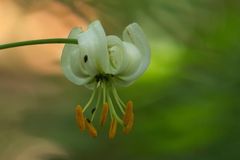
109 118 117 139
123 101 133 125
85 119 98 137
123 101 134 134
123 113 134 134
76 105 85 131
100 103 109 126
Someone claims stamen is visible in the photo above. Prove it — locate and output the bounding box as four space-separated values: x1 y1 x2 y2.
109 118 117 139
85 119 98 137
103 82 106 103
83 88 97 112
107 93 123 125
75 105 85 131
91 88 102 122
113 87 125 107
123 101 134 134
123 113 134 134
100 103 109 126
123 101 133 125
112 87 125 114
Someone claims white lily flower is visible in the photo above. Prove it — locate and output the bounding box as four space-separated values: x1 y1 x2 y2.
61 20 150 138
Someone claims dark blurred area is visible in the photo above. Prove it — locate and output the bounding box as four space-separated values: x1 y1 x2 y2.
0 0 240 160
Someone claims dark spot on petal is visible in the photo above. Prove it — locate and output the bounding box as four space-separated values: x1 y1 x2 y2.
84 55 88 63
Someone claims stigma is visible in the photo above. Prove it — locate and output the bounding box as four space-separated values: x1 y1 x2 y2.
75 74 134 139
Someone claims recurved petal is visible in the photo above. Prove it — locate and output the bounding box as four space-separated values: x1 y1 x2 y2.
61 27 93 86
77 20 110 75
114 42 142 86
107 35 125 74
120 23 150 83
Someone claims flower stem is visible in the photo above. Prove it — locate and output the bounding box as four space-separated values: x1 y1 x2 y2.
0 38 78 50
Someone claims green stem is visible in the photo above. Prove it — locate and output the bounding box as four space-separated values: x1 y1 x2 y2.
0 38 78 50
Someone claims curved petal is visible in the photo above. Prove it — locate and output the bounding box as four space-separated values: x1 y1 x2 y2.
114 42 142 86
107 35 125 74
84 80 97 90
61 27 93 86
111 76 135 87
120 23 151 82
119 42 142 76
77 20 110 75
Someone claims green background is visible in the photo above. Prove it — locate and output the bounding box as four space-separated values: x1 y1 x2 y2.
0 0 240 160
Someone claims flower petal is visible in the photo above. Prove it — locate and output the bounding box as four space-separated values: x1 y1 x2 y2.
61 27 93 86
107 35 125 74
77 20 110 75
112 42 142 86
119 42 142 76
107 36 144 86
120 23 150 83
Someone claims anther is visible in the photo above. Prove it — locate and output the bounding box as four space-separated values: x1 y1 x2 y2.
85 119 97 137
76 105 85 131
123 113 134 134
123 101 133 126
122 101 134 134
109 118 117 139
100 103 109 126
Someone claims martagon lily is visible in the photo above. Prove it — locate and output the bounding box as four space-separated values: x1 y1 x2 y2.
61 20 150 139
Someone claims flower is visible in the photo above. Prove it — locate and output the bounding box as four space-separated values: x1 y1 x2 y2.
61 20 150 139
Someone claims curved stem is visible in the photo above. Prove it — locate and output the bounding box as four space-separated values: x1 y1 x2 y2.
0 38 78 50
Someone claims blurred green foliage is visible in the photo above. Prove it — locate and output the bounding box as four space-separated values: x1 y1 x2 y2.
2 0 240 160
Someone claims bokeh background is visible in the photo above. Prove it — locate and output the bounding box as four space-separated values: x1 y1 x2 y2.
0 0 240 160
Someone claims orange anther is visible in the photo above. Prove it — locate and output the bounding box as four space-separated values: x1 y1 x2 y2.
123 101 134 134
123 113 134 134
76 105 85 131
109 118 117 139
123 101 133 126
100 103 109 126
85 119 97 137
